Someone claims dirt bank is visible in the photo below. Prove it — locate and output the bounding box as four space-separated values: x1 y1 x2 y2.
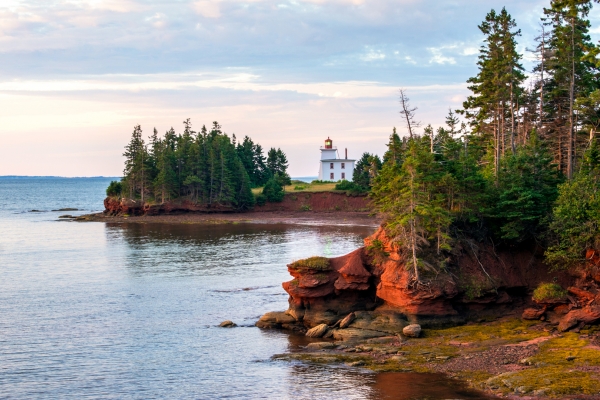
102 192 370 216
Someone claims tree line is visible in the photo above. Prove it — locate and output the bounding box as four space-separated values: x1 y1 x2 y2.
369 0 600 281
107 120 290 210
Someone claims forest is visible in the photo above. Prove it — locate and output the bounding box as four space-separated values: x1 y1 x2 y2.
107 120 291 210
360 0 600 278
109 0 600 275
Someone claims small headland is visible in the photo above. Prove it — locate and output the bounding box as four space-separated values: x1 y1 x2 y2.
76 192 376 227
257 227 600 398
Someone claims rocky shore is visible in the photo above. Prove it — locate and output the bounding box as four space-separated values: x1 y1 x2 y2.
257 227 600 398
75 193 377 227
101 192 370 216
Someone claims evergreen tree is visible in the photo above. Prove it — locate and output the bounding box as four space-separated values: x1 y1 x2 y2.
462 8 526 177
372 138 453 283
541 0 599 178
546 138 600 268
122 125 150 201
353 152 382 190
488 131 563 241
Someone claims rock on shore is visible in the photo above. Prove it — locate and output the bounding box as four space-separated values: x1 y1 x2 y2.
258 226 600 337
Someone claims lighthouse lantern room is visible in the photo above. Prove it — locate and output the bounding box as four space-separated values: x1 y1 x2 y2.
318 137 355 182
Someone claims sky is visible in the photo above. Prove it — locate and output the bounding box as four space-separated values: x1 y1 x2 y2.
0 0 599 177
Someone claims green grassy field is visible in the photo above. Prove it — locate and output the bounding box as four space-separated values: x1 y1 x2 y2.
251 180 340 195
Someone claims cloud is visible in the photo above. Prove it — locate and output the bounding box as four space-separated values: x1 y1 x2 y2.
0 0 598 176
0 71 467 100
193 1 221 18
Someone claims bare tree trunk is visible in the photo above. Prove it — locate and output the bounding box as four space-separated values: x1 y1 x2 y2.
409 171 420 282
510 82 516 153
141 150 144 203
539 23 546 130
495 107 500 181
399 89 420 138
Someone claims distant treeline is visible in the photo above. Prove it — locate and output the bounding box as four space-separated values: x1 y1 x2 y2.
107 120 290 210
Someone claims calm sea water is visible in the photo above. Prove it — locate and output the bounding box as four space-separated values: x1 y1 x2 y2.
0 177 491 399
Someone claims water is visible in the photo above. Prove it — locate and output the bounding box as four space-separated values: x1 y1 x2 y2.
0 177 491 399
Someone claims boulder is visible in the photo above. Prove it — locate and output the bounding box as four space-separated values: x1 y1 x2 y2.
558 306 600 332
306 324 329 338
219 320 236 328
522 307 546 320
256 311 297 329
339 312 356 329
402 324 422 338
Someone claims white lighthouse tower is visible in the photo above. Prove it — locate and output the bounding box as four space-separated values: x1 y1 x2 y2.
318 137 355 181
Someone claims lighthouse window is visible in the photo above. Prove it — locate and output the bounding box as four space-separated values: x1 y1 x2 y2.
330 163 334 169
330 173 334 180
341 163 345 169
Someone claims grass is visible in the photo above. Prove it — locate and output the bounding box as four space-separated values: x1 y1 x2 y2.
251 181 346 195
289 256 331 272
533 283 568 302
486 333 600 396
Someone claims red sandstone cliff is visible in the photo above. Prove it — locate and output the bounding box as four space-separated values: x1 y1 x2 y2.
103 192 370 216
276 226 600 332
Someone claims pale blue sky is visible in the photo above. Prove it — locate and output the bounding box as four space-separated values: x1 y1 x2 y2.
0 0 598 176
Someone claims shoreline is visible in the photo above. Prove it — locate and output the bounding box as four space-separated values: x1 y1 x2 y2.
271 316 600 399
75 210 380 228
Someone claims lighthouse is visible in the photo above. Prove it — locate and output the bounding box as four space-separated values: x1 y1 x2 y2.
318 137 355 181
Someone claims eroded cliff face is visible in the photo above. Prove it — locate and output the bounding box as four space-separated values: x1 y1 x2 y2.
273 226 600 332
103 197 237 215
103 192 370 216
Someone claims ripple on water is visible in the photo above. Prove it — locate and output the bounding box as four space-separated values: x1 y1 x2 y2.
0 178 493 399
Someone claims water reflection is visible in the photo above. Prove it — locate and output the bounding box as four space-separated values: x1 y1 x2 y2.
370 372 495 399
279 332 495 400
106 222 373 278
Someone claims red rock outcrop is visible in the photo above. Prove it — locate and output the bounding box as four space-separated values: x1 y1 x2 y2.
104 192 370 216
277 226 599 331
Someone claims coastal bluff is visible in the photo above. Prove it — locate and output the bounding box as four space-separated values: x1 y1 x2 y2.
257 226 600 337
103 192 370 216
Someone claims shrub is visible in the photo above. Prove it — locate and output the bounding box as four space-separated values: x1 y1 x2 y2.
334 180 368 194
106 180 123 197
255 194 266 206
300 204 312 211
366 239 389 264
289 256 331 271
262 178 285 202
294 185 306 191
533 283 568 302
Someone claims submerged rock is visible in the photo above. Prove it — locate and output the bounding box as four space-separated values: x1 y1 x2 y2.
219 320 237 328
